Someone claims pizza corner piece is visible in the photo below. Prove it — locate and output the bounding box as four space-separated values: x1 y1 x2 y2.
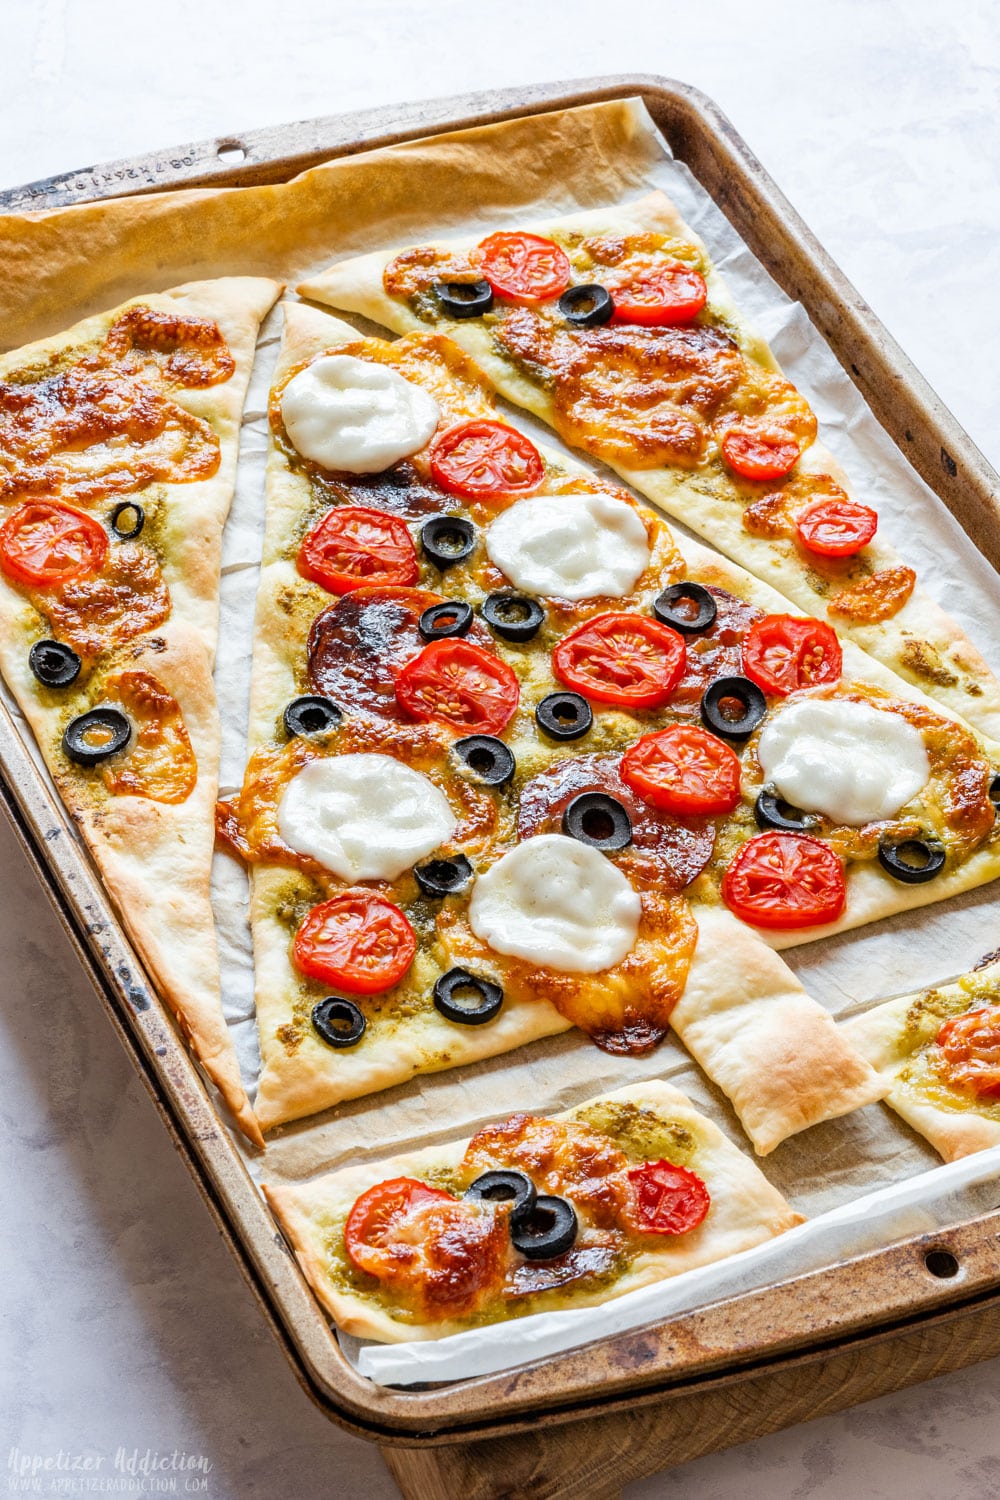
841 957 1000 1163
261 1079 803 1344
0 275 282 1148
296 190 1000 743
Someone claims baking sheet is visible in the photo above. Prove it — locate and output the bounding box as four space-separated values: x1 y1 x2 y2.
3 98 1000 1387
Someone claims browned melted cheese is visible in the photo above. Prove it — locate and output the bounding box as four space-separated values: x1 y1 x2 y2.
99 670 197 804
829 565 917 623
99 305 235 387
28 542 169 661
464 1114 628 1228
742 473 850 540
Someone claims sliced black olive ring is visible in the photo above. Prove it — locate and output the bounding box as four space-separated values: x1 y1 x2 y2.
510 1194 578 1260
535 691 593 742
283 695 342 738
420 515 477 570
29 639 81 689
63 708 132 767
464 1169 537 1228
877 837 946 884
989 773 1000 809
453 734 516 788
419 600 474 642
754 784 821 834
562 791 632 852
433 968 503 1026
312 997 366 1049
481 592 545 643
433 278 494 319
110 500 145 540
653 581 718 635
558 283 614 328
414 854 474 898
700 676 767 741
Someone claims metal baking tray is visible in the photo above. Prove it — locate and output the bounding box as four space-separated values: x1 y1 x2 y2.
4 75 1000 1480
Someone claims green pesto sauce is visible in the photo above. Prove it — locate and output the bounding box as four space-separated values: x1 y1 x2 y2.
572 1099 698 1168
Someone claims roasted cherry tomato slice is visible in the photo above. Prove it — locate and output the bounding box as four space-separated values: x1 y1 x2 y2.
477 231 571 304
620 724 742 817
429 420 544 502
552 612 686 710
297 504 418 595
721 426 801 482
344 1178 455 1277
608 263 708 326
934 1005 1000 1099
741 613 842 697
722 831 846 930
0 499 108 587
625 1160 711 1236
796 497 878 558
395 637 519 735
292 891 416 995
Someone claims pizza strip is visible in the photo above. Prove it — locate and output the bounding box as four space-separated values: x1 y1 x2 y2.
0 278 282 1145
299 192 1000 742
841 958 1000 1162
262 1079 803 1342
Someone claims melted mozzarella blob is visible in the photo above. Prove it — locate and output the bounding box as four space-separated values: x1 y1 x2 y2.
485 490 650 600
469 834 641 973
278 754 456 881
757 697 930 826
281 354 440 473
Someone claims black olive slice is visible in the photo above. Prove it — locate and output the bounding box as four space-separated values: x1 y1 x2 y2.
312 997 366 1049
433 967 503 1026
558 283 614 328
110 500 145 540
414 854 473 898
562 791 632 851
418 600 474 641
535 691 593 742
877 837 946 884
465 1169 537 1228
700 676 767 741
652 582 718 635
63 708 131 767
511 1194 578 1260
754 784 821 834
453 734 515 788
29 639 81 689
989 773 1000 809
283 695 342 738
420 516 477 570
434 279 494 319
481 592 545 643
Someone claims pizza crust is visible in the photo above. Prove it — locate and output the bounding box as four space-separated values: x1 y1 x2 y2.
262 1078 803 1343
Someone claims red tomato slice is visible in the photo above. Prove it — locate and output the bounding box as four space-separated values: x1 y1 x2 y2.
429 420 544 502
934 1005 1000 1099
292 891 416 995
721 426 801 482
477 231 571 304
796 497 878 558
741 614 842 697
552 613 687 710
608 263 708 326
625 1160 711 1236
0 499 108 587
395 637 519 735
345 1178 455 1277
620 725 742 816
297 505 418 594
722 832 846 930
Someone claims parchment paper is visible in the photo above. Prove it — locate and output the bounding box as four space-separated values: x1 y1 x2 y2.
3 99 999 1387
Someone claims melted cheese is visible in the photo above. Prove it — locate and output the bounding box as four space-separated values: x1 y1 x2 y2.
485 490 650 599
468 834 641 973
757 698 930 825
281 354 440 473
277 754 456 880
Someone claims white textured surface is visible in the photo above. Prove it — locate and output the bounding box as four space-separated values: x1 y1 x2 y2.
2 2 999 1496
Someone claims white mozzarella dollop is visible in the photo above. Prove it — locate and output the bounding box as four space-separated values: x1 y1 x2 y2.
757 697 930 826
485 491 651 600
277 754 456 881
468 834 642 974
280 354 440 473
